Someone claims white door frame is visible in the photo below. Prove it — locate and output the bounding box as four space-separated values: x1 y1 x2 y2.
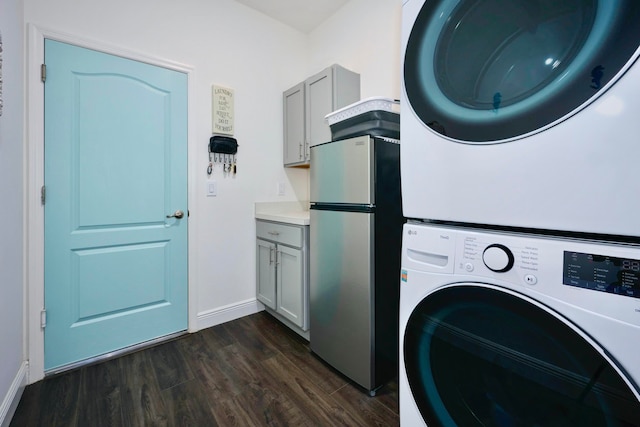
25 24 198 383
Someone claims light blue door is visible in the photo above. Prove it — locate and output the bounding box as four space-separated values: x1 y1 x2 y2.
44 39 188 371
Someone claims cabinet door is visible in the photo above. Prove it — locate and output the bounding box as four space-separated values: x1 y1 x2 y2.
256 239 276 309
305 68 333 148
283 82 306 166
276 245 305 328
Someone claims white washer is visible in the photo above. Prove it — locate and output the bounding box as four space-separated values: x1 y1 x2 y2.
400 222 640 426
401 0 640 237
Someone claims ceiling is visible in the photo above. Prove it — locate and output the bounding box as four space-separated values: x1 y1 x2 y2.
234 0 351 33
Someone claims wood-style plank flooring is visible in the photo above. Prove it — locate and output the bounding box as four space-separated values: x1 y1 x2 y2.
10 312 399 426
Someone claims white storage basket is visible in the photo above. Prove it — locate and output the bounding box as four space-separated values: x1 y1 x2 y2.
325 97 400 125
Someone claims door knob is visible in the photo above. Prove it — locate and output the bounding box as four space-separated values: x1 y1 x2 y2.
166 210 184 219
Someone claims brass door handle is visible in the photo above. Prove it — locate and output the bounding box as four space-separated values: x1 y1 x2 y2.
166 210 184 219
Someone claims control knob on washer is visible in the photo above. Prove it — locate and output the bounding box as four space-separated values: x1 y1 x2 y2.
483 244 515 273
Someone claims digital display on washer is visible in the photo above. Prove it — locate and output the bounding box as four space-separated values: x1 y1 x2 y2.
563 251 640 299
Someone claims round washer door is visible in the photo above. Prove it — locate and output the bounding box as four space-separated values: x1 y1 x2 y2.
404 0 640 143
403 284 640 426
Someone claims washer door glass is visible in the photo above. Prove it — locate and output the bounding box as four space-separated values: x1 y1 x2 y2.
404 0 640 142
404 285 640 426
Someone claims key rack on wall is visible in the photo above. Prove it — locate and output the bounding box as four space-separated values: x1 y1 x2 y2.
208 135 238 176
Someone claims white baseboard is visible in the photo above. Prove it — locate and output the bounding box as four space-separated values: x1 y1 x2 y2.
0 361 29 427
196 298 264 331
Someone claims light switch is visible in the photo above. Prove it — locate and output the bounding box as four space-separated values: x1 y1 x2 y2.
207 180 217 197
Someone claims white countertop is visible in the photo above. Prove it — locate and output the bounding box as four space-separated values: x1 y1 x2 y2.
255 201 310 226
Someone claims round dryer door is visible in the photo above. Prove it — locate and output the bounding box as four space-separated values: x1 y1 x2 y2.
403 285 640 426
404 0 640 142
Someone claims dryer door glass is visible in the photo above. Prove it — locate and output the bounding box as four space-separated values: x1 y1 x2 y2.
403 285 640 426
404 0 640 142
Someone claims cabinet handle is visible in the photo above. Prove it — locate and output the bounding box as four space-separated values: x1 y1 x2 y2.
268 231 280 236
275 250 280 266
299 143 303 160
269 247 274 265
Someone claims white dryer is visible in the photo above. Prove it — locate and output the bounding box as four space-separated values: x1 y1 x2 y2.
401 0 640 237
400 222 640 426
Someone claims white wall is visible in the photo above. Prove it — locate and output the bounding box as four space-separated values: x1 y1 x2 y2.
20 0 402 383
309 0 402 100
0 0 27 423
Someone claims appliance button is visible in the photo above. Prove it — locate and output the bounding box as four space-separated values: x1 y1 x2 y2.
464 262 474 272
524 274 538 285
483 244 515 273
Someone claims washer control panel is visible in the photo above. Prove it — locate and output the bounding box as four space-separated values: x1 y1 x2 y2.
458 232 540 283
563 251 640 299
401 222 640 326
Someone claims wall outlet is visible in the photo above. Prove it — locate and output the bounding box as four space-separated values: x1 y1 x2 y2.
277 182 285 196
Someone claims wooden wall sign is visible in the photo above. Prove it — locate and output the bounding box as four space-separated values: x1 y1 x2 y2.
212 84 234 135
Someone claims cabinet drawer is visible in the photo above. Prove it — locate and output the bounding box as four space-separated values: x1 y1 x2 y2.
256 220 303 248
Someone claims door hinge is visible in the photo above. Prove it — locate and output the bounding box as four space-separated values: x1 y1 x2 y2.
41 185 46 205
40 309 47 329
41 64 46 83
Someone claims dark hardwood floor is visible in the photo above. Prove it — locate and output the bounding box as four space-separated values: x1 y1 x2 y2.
10 311 399 426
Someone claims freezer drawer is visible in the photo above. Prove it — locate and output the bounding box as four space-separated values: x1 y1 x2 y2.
309 208 374 389
310 135 373 205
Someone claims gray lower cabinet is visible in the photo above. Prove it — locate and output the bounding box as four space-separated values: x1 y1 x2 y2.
283 64 360 167
256 220 309 337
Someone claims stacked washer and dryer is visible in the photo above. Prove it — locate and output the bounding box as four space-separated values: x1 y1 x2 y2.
399 0 640 425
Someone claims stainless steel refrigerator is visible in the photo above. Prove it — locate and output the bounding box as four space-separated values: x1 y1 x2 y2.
309 134 403 395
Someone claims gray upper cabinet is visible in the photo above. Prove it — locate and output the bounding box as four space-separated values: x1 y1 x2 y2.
283 82 305 166
284 64 360 167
